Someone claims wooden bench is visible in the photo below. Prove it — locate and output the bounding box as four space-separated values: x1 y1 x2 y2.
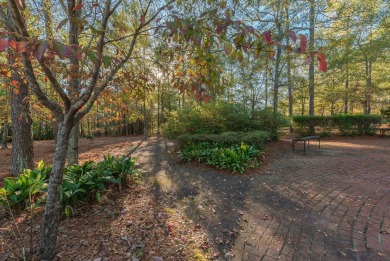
292 135 320 154
378 127 390 138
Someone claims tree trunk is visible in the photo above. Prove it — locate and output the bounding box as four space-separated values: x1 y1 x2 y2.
273 46 282 118
344 67 349 114
308 0 315 134
272 4 283 120
11 72 34 176
331 101 334 115
364 58 372 115
286 5 293 133
265 60 268 108
39 121 72 260
1 120 8 149
66 0 81 163
67 122 79 165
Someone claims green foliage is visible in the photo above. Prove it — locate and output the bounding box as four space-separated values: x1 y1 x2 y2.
333 114 382 136
0 161 49 209
292 115 333 136
0 156 141 216
177 131 270 149
162 102 286 140
97 153 140 184
381 107 390 124
61 154 141 216
178 142 260 174
32 122 55 140
292 114 382 136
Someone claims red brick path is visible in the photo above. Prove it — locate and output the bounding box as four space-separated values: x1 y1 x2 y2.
232 137 390 261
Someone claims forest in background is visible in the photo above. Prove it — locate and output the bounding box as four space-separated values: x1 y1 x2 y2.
1 0 389 140
0 1 389 259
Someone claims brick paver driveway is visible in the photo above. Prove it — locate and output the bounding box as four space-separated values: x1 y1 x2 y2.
232 137 390 261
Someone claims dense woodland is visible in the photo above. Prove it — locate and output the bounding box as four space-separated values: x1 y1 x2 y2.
1 0 389 141
0 0 389 259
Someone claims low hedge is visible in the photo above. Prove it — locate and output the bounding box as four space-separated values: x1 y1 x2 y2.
176 130 271 149
292 114 382 136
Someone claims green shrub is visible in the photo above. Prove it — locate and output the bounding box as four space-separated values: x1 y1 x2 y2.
0 155 141 216
162 102 286 140
292 115 333 136
0 161 49 209
177 131 270 149
178 142 260 174
292 114 382 136
97 153 141 184
381 106 390 123
333 114 381 135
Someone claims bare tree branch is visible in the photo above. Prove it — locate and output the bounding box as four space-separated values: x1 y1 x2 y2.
7 0 29 36
39 59 71 111
68 0 113 117
75 0 175 122
110 0 123 16
0 8 14 30
21 54 64 121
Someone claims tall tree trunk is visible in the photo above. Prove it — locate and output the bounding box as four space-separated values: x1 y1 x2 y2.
273 45 282 119
308 0 315 134
157 77 161 135
39 121 72 260
265 60 268 108
10 67 34 176
364 58 372 115
67 0 81 164
1 120 8 149
66 122 79 165
286 5 293 133
272 3 283 122
331 101 334 115
344 67 349 114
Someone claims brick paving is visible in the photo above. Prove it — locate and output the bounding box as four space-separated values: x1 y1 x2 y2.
231 137 390 261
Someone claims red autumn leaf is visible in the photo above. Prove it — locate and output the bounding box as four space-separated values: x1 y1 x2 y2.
14 88 20 95
18 114 23 121
72 47 84 61
205 95 210 102
216 23 223 35
141 15 145 24
303 55 311 65
53 42 72 59
317 53 328 72
0 38 8 51
11 80 19 86
91 3 99 8
262 30 272 44
9 40 28 53
299 34 307 54
57 18 68 31
72 3 83 11
34 40 49 60
287 30 297 43
196 92 202 101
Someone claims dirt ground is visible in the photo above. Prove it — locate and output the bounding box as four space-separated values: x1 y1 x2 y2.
0 136 288 260
2 135 387 260
0 136 141 181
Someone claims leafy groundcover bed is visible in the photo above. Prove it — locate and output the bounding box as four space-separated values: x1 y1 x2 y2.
0 137 221 260
176 131 270 174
